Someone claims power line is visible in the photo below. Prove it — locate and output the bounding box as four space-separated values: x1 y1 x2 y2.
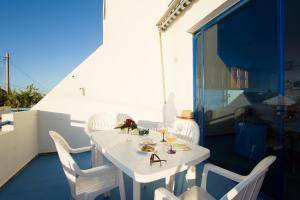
1 67 25 91
9 59 49 91
10 83 26 90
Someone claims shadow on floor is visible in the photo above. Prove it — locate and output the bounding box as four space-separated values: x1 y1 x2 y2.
0 152 166 200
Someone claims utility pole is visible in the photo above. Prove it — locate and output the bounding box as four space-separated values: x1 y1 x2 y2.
5 52 10 94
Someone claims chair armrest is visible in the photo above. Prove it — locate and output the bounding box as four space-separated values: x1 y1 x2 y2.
201 163 246 191
155 188 180 200
69 146 91 154
78 164 116 177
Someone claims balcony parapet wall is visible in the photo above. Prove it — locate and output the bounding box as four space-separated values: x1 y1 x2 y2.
0 110 38 187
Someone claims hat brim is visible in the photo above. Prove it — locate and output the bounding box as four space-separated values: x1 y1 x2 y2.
176 116 194 119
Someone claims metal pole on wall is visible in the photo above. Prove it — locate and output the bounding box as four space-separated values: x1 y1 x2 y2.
159 31 167 126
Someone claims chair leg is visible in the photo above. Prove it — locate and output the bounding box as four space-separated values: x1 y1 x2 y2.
91 147 96 167
118 169 126 200
93 148 105 167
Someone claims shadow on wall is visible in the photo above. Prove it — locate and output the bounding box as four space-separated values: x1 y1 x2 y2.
37 93 178 153
138 92 178 130
37 110 90 153
116 113 161 130
163 92 178 127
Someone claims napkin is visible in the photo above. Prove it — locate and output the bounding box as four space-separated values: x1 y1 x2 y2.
171 143 191 151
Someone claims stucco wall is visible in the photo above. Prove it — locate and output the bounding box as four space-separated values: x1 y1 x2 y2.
162 0 233 109
0 111 38 187
34 0 234 152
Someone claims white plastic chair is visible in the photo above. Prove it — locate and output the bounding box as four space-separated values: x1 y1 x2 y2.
85 113 115 167
170 118 200 145
49 131 125 200
137 120 159 131
116 113 133 124
168 119 200 190
155 156 276 200
85 113 115 133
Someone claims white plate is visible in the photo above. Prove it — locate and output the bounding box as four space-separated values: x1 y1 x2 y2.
137 145 156 154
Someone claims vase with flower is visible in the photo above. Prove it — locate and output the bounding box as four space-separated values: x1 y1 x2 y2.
115 118 138 140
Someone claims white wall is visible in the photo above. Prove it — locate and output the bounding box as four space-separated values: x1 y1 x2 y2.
34 0 234 151
0 110 38 187
162 0 232 109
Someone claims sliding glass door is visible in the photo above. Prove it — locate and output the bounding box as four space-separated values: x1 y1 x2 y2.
194 0 283 199
284 0 300 198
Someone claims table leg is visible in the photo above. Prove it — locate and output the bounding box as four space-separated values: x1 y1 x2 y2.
133 180 141 200
166 175 175 192
186 165 196 189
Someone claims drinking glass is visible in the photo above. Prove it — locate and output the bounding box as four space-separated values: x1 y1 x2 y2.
166 134 176 154
158 126 168 142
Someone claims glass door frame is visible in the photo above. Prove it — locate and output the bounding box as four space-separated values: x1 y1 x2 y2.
192 0 285 198
193 0 251 146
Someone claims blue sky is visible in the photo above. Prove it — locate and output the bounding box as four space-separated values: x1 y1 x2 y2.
0 0 103 93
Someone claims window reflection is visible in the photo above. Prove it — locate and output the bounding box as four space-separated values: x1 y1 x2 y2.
284 0 300 198
196 0 278 198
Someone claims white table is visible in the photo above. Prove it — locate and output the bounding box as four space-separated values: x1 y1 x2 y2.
91 130 210 200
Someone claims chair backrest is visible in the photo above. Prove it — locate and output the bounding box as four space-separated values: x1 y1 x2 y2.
116 113 133 123
171 119 200 144
85 113 115 134
221 156 276 200
49 131 80 197
137 120 159 131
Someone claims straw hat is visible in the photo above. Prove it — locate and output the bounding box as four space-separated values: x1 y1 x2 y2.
176 110 194 119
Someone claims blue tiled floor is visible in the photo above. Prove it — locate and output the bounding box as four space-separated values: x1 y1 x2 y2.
0 152 166 200
0 152 270 200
